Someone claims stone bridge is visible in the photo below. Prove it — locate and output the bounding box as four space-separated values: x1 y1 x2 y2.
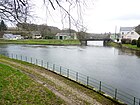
80 34 112 46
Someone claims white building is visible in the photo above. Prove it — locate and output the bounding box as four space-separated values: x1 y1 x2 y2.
120 27 134 38
56 33 77 40
123 30 140 40
31 31 42 39
120 27 140 40
3 34 23 40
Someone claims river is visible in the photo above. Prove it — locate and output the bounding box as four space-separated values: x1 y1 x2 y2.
0 44 140 99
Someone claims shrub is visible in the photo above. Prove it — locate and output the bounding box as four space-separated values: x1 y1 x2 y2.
137 37 140 47
117 39 119 42
121 39 131 44
131 39 137 45
121 39 125 44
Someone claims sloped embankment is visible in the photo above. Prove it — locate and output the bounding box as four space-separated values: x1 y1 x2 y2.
0 55 122 105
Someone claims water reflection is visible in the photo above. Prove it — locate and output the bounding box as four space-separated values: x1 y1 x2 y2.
0 44 9 55
118 48 140 57
87 41 103 46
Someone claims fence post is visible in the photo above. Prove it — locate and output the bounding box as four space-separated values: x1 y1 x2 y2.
11 53 13 58
31 57 32 63
21 55 22 60
16 54 17 59
87 76 89 86
60 66 61 75
114 89 117 100
67 69 69 78
13 54 14 59
25 56 27 62
134 97 136 105
76 72 78 81
36 59 38 65
41 60 43 67
53 64 55 71
139 99 140 105
47 62 49 69
99 81 102 92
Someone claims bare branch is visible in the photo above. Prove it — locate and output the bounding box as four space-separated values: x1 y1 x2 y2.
0 0 93 32
48 0 55 10
43 0 93 31
19 0 26 6
0 0 31 23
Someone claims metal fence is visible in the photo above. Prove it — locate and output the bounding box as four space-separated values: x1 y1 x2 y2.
1 53 140 105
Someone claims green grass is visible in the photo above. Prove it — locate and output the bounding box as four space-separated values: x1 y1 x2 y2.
106 42 121 47
0 39 80 45
0 63 65 105
106 42 140 51
122 44 140 51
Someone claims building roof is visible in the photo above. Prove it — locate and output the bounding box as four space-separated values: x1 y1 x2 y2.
56 33 76 36
3 34 21 38
120 27 134 31
3 34 16 38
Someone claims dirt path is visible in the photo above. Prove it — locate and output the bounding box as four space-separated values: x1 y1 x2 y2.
0 57 120 105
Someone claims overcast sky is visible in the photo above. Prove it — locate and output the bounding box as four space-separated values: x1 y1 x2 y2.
32 0 140 33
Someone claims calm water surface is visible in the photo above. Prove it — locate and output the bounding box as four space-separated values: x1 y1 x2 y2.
0 44 140 98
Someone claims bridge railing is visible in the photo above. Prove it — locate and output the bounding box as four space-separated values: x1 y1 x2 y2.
1 53 140 105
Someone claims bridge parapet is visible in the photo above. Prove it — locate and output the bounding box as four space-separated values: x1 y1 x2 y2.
81 34 111 40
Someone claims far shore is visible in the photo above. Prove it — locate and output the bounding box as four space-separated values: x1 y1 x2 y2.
1 39 140 52
0 39 81 45
106 41 140 51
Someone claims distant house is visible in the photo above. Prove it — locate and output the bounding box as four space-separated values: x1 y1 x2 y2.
3 34 23 40
56 33 77 40
120 27 140 40
31 31 42 39
120 27 134 39
123 30 140 40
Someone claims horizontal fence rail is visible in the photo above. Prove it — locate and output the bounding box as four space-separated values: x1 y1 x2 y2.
1 53 140 105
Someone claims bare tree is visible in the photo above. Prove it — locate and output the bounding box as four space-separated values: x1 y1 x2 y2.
0 0 31 23
0 0 92 32
44 0 93 31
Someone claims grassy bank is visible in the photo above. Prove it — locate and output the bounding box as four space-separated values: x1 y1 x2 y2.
107 42 140 51
106 42 121 47
0 62 65 105
0 39 81 45
122 44 140 51
0 55 123 105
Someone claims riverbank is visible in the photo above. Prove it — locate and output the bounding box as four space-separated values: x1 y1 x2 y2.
0 62 65 105
0 55 123 105
0 39 81 45
107 42 140 51
122 44 140 51
106 42 122 48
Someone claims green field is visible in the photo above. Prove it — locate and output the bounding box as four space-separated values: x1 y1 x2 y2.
0 63 65 105
122 44 140 51
106 42 121 47
0 39 81 45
